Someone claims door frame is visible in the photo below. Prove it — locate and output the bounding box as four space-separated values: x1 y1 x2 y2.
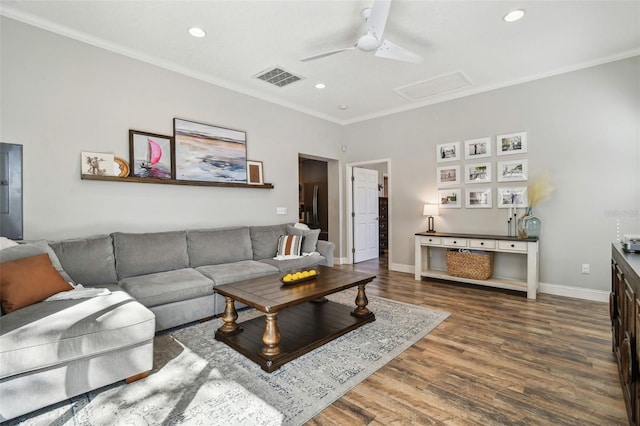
345 158 391 267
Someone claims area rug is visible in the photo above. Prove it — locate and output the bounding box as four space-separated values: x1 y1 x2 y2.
7 290 449 426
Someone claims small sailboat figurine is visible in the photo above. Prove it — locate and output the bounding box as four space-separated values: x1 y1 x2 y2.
141 138 162 169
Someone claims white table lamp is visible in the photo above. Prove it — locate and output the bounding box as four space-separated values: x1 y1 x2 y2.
423 204 439 233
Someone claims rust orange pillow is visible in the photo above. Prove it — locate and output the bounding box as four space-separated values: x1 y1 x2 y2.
0 253 73 314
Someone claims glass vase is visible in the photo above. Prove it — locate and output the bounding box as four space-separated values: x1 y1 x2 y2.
517 207 541 239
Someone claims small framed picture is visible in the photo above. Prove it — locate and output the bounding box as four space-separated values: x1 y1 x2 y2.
497 131 527 156
466 188 492 208
436 141 460 163
436 165 460 185
465 162 492 184
497 186 528 208
129 130 173 179
464 137 491 159
247 160 264 185
81 151 114 176
438 188 462 208
497 159 528 182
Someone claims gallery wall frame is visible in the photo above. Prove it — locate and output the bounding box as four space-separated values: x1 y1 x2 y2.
497 159 528 182
464 137 492 159
466 187 492 208
464 162 492 184
496 131 528 156
174 118 248 183
436 141 460 163
438 188 462 208
129 130 173 180
436 165 460 185
247 160 264 185
497 186 528 208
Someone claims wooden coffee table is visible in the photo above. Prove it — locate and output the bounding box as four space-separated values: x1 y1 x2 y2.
214 265 376 372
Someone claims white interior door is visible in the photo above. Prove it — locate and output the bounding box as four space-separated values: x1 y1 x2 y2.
353 167 379 263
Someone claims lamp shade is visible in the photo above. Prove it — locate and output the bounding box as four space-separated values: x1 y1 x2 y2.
423 204 439 216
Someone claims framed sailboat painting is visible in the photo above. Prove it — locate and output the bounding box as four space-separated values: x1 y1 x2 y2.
173 118 247 183
129 130 173 179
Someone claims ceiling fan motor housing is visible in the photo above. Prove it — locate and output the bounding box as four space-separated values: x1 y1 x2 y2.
357 33 382 51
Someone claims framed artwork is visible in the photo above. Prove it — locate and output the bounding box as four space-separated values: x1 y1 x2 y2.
464 137 491 159
81 151 114 176
497 186 528 208
174 118 247 183
129 130 173 179
466 188 492 208
464 162 492 184
497 131 528 156
497 159 528 182
436 165 460 185
438 188 462 208
247 160 264 185
436 141 460 163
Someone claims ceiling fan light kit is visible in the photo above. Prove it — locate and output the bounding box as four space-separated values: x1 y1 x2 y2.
300 0 422 64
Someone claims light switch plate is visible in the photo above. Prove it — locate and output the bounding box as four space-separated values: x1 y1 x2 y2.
276 207 288 215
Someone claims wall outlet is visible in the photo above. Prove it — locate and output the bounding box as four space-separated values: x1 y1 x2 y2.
581 264 590 274
276 207 287 215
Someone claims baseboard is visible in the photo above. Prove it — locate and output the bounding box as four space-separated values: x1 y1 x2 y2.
538 282 609 302
390 263 609 302
334 256 348 265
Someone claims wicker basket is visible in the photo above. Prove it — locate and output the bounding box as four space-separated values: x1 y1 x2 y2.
446 249 494 280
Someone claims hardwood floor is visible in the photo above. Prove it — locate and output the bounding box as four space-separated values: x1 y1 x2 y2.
307 255 628 425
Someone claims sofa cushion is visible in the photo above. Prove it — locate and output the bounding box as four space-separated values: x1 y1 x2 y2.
196 260 279 286
259 255 325 273
113 231 189 279
49 235 118 285
118 268 214 308
0 240 75 284
187 227 253 267
276 234 303 256
250 223 290 260
286 225 321 253
0 289 155 379
0 254 73 314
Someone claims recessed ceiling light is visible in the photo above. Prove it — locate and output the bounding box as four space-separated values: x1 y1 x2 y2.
339 105 348 110
314 82 327 89
188 27 207 38
503 9 525 22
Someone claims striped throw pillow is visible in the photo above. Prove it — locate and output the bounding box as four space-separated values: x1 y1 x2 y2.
277 235 303 256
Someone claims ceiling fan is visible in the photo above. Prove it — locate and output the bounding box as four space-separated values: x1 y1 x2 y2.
300 0 422 64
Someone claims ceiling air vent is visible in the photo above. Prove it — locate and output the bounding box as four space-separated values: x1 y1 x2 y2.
394 71 472 102
254 67 303 87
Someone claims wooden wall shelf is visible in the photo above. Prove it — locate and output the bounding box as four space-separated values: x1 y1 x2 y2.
81 174 274 189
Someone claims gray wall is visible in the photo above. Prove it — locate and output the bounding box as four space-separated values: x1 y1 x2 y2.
2 17 638 294
0 17 343 241
343 56 640 292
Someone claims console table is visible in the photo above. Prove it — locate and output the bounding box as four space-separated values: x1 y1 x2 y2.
414 232 540 299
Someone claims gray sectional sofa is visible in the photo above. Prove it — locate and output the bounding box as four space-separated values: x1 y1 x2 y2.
0 223 334 421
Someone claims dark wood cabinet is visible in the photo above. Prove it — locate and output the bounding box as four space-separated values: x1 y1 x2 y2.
611 243 640 425
379 197 388 253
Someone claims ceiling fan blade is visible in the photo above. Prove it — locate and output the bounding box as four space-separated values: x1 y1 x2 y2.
367 0 392 40
300 47 356 63
375 39 423 64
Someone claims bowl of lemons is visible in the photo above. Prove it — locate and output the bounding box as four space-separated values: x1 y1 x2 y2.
280 268 320 285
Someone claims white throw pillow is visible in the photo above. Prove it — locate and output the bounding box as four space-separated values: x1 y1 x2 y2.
0 237 19 251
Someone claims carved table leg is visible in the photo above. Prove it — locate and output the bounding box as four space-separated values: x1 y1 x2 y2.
352 283 372 318
218 296 241 335
260 312 281 357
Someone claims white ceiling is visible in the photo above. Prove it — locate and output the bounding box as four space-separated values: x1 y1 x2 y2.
2 0 639 124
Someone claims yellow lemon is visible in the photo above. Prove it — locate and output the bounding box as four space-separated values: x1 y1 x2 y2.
309 269 317 276
294 272 302 280
301 271 310 278
283 274 292 282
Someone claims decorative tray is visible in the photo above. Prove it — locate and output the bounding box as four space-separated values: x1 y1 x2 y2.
280 268 320 285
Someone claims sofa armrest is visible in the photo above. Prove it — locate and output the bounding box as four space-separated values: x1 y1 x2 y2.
316 240 335 267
